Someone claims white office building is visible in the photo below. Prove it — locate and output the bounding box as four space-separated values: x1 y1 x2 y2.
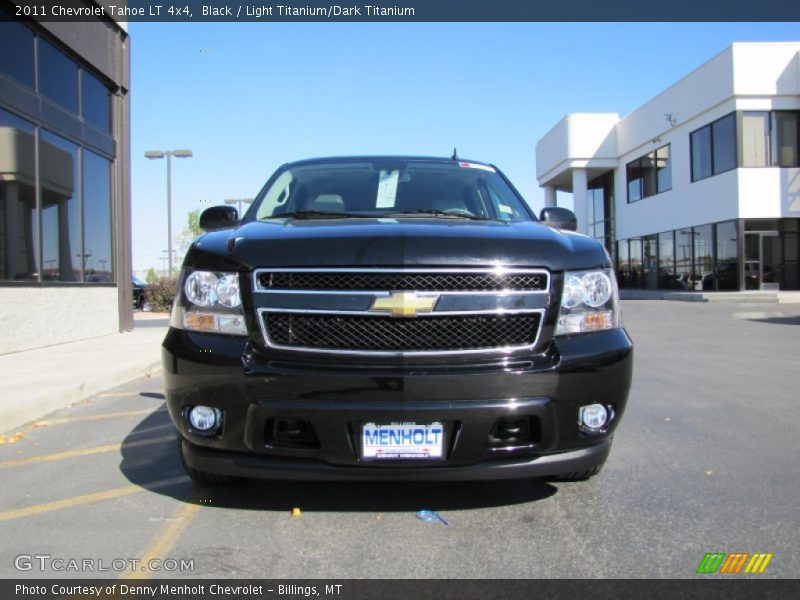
536 42 800 292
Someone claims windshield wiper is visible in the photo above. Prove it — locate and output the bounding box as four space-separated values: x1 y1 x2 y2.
392 209 500 221
264 211 366 220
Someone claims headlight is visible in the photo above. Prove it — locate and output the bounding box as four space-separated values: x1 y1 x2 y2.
555 268 619 335
171 270 247 335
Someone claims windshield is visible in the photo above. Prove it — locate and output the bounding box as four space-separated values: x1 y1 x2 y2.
251 160 534 222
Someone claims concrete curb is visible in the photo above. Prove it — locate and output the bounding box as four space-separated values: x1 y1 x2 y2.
0 326 168 435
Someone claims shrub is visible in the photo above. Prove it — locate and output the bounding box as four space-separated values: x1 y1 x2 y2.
145 277 178 313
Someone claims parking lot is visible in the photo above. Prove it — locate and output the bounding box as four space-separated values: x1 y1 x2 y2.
1 300 798 578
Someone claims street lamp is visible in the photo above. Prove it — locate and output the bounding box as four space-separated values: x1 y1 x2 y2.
145 148 193 277
225 197 254 215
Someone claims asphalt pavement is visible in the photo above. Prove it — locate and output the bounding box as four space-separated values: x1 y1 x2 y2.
0 301 798 579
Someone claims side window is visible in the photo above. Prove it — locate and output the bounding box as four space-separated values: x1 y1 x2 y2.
256 171 294 219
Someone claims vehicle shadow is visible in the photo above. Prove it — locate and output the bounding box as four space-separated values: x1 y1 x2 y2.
747 316 800 326
119 406 559 512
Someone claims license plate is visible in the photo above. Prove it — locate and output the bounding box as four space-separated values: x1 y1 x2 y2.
361 422 444 460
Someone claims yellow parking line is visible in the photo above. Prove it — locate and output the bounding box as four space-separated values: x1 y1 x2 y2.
125 496 202 580
0 476 189 522
34 408 164 427
0 435 176 469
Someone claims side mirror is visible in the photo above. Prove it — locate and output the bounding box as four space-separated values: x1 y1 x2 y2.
539 207 577 232
199 206 239 232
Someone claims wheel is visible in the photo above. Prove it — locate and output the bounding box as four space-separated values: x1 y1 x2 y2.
551 464 603 482
179 440 240 486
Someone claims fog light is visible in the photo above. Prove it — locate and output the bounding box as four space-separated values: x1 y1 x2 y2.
579 404 608 430
188 406 220 432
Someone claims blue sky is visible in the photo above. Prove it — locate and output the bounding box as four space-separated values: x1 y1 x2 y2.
130 22 800 272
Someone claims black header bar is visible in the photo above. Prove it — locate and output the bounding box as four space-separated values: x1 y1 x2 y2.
4 0 800 22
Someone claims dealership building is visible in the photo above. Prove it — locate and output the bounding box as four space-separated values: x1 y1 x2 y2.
536 42 800 292
0 1 131 354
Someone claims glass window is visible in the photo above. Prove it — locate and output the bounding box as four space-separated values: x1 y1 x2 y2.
81 70 111 132
39 39 79 113
772 111 799 167
712 114 737 174
691 126 712 182
629 238 643 289
83 151 113 282
40 130 80 281
0 109 38 281
643 235 658 290
742 112 770 167
656 145 671 192
253 160 533 222
694 224 714 291
616 240 630 289
676 228 694 289
626 159 642 202
658 231 676 289
0 10 35 88
715 221 738 291
641 153 656 198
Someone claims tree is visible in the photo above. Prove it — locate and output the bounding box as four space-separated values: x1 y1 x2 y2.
145 267 158 283
175 209 202 265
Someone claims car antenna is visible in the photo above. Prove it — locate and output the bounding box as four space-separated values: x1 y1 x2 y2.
451 147 459 161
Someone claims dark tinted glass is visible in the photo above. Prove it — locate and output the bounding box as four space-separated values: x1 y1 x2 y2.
676 228 694 288
691 126 712 181
693 224 714 290
773 111 799 167
0 11 35 88
712 114 736 174
616 240 630 288
656 145 671 192
40 130 80 281
715 220 738 290
82 70 110 131
83 150 113 282
643 235 658 290
39 39 78 113
0 108 38 281
253 161 532 222
626 160 642 202
658 231 676 289
629 238 643 289
641 153 656 198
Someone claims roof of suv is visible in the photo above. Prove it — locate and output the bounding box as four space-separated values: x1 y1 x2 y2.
282 156 495 169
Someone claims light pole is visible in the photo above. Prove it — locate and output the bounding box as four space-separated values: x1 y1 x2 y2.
145 148 193 277
225 197 254 215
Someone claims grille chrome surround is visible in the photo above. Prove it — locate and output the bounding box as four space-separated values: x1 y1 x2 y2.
253 268 549 356
258 308 544 356
253 267 549 295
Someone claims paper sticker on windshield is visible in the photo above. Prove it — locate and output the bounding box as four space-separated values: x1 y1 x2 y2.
458 162 496 173
376 170 400 208
498 204 513 214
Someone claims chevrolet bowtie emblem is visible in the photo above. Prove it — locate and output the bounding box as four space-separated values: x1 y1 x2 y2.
371 292 438 318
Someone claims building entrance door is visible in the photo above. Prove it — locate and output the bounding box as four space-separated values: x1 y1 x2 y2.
744 231 780 290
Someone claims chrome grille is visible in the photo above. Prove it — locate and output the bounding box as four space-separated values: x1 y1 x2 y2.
264 313 541 353
257 270 547 292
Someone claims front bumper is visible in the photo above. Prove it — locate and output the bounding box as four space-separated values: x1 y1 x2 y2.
162 327 633 481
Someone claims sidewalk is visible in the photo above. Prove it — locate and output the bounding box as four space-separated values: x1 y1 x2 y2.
0 312 169 434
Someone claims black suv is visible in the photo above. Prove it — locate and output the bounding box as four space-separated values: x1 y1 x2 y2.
163 156 633 485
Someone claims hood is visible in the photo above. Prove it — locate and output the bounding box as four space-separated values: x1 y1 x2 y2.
186 218 610 272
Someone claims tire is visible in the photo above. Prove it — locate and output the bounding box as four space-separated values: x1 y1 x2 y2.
551 464 603 482
179 440 240 486
136 293 146 310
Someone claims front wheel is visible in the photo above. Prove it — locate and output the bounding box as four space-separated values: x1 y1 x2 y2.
551 464 604 482
179 440 240 486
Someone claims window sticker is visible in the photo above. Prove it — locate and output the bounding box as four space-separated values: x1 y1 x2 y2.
458 162 496 172
498 204 513 214
376 170 400 208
